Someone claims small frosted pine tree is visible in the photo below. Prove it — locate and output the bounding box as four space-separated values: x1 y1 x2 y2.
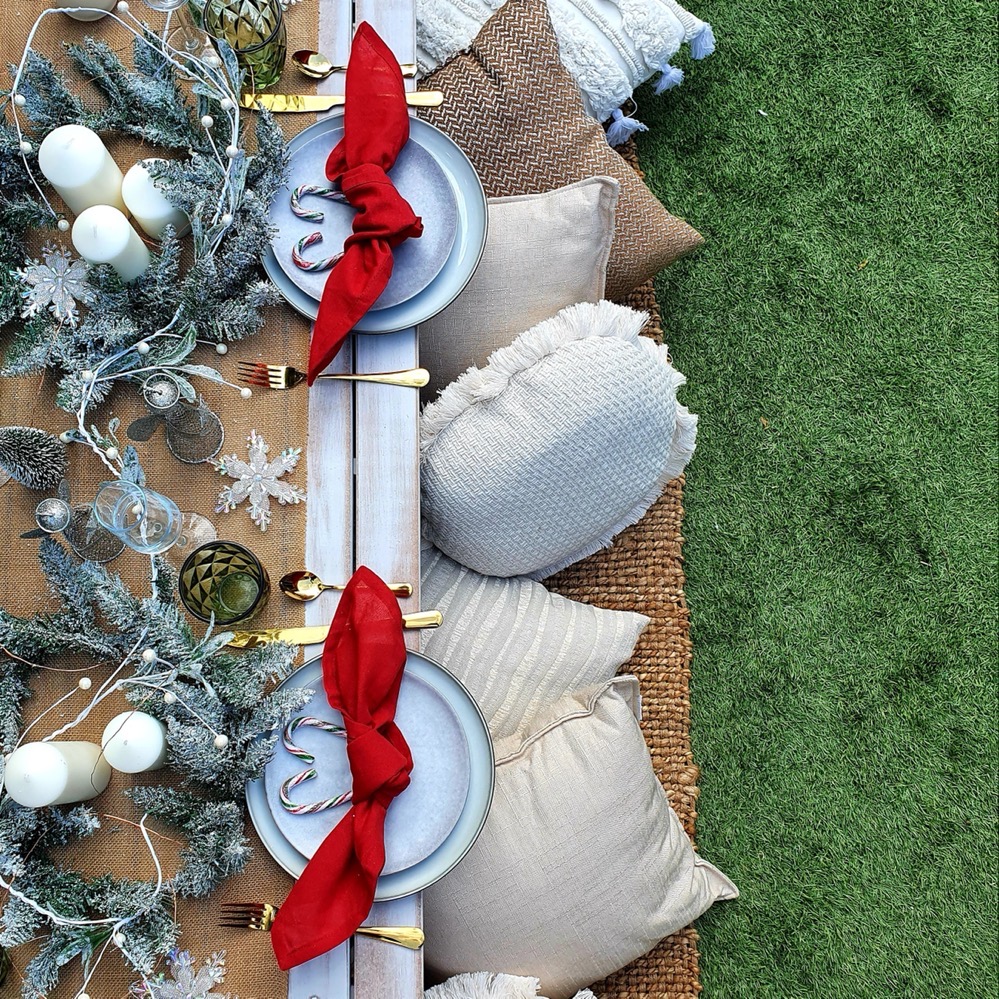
0 426 67 490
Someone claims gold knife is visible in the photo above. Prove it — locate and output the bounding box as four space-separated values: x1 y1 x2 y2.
241 92 444 113
227 611 443 648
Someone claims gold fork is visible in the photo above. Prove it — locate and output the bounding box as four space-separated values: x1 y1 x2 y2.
237 362 429 390
219 902 425 950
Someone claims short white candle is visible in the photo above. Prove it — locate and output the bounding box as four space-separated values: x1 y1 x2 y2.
73 205 151 282
37 124 125 215
101 711 168 774
122 160 191 241
54 0 117 21
3 741 112 808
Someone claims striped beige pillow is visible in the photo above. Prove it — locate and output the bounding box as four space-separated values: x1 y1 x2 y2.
421 543 648 739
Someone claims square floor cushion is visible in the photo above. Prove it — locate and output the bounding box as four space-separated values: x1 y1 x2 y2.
419 176 618 402
424 676 738 999
418 0 702 300
421 542 648 739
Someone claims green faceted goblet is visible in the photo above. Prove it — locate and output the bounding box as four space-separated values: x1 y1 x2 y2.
202 0 287 91
179 540 270 625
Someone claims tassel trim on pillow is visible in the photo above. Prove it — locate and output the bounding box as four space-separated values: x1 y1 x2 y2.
605 107 649 146
690 21 716 58
654 63 684 93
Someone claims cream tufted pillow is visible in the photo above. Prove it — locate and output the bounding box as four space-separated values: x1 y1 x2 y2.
416 0 715 123
424 677 738 999
420 301 697 579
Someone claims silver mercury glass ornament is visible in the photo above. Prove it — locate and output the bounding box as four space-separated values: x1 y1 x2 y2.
34 497 72 533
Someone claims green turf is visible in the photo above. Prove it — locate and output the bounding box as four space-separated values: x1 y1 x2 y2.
633 2 998 996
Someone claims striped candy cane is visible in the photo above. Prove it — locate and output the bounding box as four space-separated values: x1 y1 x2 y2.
290 183 348 222
279 716 351 814
291 231 344 273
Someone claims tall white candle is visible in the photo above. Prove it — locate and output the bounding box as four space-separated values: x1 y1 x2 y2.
55 0 117 21
122 160 191 241
101 711 168 774
37 125 125 215
3 741 111 808
73 205 151 282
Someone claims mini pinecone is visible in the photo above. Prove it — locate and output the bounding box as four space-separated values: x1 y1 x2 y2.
0 426 68 490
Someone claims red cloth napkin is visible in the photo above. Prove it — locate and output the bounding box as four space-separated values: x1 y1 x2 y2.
307 23 424 384
271 566 413 969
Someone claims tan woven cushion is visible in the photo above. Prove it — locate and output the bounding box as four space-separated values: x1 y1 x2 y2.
419 176 618 401
419 0 703 300
424 676 738 999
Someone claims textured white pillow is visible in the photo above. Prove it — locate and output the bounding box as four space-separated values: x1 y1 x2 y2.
426 974 596 999
424 677 738 999
421 542 648 739
416 0 715 122
420 301 697 579
420 177 618 402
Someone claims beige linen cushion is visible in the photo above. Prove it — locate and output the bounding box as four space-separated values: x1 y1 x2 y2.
419 0 703 300
424 676 738 999
420 301 697 579
419 176 618 401
421 542 648 739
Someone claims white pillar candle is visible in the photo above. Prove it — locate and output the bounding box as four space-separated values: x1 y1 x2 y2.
37 124 125 215
3 741 111 808
73 205 151 282
54 0 117 21
122 160 191 241
101 711 168 774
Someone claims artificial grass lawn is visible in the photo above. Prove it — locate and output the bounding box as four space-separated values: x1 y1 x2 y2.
634 2 997 996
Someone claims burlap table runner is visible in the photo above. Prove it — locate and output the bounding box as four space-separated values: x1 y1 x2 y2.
0 6 700 997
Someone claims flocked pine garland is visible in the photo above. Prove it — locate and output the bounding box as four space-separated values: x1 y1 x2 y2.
0 8 288 478
0 534 308 998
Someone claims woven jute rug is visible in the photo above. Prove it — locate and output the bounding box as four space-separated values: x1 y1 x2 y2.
0 6 700 997
547 205 702 997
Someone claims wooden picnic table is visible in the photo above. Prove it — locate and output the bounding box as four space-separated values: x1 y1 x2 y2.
291 1 424 996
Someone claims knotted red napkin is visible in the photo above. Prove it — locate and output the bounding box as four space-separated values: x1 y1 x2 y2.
271 566 413 969
307 23 424 384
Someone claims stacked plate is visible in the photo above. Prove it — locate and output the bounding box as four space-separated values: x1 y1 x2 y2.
264 114 488 330
247 651 495 897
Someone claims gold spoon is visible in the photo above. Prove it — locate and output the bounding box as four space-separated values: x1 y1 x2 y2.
292 49 418 81
281 570 413 601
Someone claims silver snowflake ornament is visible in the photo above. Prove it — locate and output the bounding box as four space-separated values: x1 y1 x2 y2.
17 244 95 327
131 950 232 999
214 429 306 531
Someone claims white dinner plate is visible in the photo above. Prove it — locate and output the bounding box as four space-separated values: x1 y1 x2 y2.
262 113 488 333
246 650 494 900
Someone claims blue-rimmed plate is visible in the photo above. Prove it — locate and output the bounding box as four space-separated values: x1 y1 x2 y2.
246 651 494 900
263 114 488 333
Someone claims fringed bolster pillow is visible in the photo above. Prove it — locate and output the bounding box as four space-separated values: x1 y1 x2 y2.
420 301 697 579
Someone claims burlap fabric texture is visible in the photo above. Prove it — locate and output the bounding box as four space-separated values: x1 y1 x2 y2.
0 5 700 997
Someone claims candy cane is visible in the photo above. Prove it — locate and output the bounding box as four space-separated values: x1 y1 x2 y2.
290 184 348 222
291 231 343 273
279 715 351 814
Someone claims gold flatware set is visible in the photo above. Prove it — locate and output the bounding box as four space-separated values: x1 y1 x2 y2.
227 612 442 649
237 362 429 391
241 91 444 113
220 902 425 950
